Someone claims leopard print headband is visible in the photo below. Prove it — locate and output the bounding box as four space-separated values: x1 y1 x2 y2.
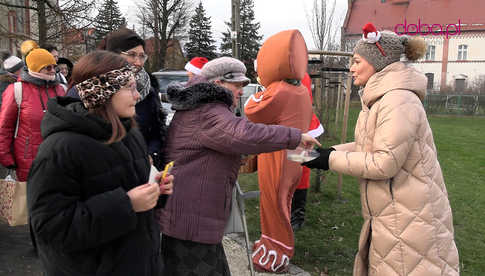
76 65 135 109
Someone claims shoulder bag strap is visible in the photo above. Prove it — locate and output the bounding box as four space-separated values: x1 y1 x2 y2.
13 82 22 138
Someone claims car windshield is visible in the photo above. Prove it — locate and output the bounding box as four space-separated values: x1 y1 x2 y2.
157 75 188 92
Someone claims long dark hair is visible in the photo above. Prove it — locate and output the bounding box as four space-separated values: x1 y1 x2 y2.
70 50 136 144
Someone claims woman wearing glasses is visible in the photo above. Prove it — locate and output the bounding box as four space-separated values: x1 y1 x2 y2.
68 28 168 170
0 48 65 181
28 50 174 275
103 28 168 170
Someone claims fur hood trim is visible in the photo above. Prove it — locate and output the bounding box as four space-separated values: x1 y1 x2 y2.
167 79 233 111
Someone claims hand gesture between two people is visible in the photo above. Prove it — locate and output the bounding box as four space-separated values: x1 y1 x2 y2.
298 133 335 170
127 172 174 212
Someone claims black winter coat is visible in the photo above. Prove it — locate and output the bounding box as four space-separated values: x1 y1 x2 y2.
135 74 167 169
27 97 162 276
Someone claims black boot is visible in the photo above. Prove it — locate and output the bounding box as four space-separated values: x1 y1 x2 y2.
291 189 308 231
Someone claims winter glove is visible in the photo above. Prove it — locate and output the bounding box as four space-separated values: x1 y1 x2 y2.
6 164 17 170
301 147 335 170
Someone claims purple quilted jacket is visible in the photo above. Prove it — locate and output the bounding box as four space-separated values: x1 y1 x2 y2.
158 82 301 244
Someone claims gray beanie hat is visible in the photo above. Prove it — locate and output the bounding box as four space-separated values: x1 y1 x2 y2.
3 56 24 73
354 31 407 72
201 57 250 85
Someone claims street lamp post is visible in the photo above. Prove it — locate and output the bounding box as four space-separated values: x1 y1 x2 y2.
231 0 240 59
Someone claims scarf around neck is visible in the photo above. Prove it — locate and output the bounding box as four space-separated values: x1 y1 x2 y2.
28 69 56 81
136 68 151 102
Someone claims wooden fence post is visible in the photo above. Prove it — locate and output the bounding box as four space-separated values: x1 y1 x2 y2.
337 59 353 198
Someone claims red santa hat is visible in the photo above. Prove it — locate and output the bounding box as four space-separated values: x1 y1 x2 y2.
185 57 209 75
361 23 387 57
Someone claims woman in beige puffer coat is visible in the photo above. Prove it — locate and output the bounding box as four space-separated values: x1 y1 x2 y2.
303 24 459 276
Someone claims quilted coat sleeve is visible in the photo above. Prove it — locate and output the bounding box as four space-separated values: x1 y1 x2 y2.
329 92 421 180
0 84 18 167
198 104 301 155
332 142 356 152
28 147 138 252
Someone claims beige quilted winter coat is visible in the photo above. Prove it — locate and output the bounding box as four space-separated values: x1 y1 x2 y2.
329 62 459 276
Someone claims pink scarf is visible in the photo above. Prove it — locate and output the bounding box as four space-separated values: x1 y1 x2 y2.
28 69 56 81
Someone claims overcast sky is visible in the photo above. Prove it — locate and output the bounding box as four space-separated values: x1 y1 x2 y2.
118 0 348 50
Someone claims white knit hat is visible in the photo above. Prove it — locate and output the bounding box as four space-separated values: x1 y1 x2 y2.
3 56 24 73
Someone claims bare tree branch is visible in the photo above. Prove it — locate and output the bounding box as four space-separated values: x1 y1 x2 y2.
137 0 191 70
305 0 338 51
1 0 96 46
0 2 37 10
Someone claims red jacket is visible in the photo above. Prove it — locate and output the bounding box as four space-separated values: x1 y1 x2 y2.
0 70 65 181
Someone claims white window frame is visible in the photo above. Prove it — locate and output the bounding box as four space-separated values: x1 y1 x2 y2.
425 45 435 61
458 44 468 60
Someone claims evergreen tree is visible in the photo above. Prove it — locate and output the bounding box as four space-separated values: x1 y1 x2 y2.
94 0 127 42
185 2 217 60
220 0 263 80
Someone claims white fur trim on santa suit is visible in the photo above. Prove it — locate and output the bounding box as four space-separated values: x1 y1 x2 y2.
306 124 324 138
184 62 202 75
362 31 381 44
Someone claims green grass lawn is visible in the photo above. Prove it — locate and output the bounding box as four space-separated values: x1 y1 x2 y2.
238 105 485 275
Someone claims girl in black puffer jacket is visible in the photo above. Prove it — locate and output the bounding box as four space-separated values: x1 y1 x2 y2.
27 51 173 276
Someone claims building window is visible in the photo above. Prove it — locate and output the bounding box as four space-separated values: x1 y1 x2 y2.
455 78 465 92
15 0 24 34
425 45 435 61
425 73 434 90
458 45 468 60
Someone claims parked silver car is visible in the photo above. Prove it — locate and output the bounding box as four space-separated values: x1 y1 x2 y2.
237 83 265 118
153 70 188 125
152 70 189 101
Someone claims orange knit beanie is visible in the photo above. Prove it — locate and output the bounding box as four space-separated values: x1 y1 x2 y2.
26 48 56 73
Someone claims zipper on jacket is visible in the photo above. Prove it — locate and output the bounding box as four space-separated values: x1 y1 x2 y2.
24 136 30 159
38 86 47 112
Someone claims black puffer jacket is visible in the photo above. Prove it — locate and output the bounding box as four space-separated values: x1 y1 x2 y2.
27 97 162 276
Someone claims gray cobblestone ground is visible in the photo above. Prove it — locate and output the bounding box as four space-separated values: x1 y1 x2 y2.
0 222 309 276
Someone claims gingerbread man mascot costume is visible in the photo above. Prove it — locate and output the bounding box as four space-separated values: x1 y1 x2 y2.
244 29 312 273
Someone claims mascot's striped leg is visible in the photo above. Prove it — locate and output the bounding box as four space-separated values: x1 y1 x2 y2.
252 151 302 273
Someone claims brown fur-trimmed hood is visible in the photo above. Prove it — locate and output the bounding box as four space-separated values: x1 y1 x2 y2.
167 76 233 111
